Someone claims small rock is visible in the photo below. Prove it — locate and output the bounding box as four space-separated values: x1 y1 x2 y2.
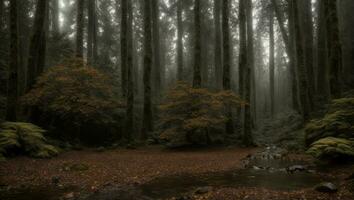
51 176 60 185
194 186 211 195
95 147 106 152
63 192 75 199
315 182 338 193
252 166 262 170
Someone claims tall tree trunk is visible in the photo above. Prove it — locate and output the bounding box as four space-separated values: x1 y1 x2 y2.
87 0 97 66
152 0 161 98
51 0 60 34
193 0 201 88
214 0 222 90
325 0 342 98
125 0 134 141
176 0 183 81
300 0 315 108
0 0 3 26
269 6 275 117
273 0 300 113
317 0 330 100
121 0 128 97
222 0 233 134
239 0 247 99
243 0 254 146
293 0 310 121
246 0 256 127
6 0 19 121
142 0 153 139
26 0 48 91
75 0 84 58
238 0 247 100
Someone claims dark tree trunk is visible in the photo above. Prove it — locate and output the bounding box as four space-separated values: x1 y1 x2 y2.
51 0 60 34
193 0 201 88
239 0 247 98
300 0 315 108
152 0 161 98
325 0 342 98
269 6 275 117
214 0 222 90
125 0 134 141
26 0 48 91
142 0 153 139
317 0 330 100
222 0 233 134
273 0 300 113
293 0 310 121
121 0 128 97
246 0 256 127
75 0 84 58
176 0 183 81
6 0 19 121
87 0 97 66
243 0 254 146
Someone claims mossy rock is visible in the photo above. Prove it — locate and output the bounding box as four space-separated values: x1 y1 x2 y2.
0 122 59 159
305 98 354 145
307 137 354 160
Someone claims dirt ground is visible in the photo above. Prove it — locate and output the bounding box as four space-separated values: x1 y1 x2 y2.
0 146 353 200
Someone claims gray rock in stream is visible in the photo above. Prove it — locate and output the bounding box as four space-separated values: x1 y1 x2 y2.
315 182 338 193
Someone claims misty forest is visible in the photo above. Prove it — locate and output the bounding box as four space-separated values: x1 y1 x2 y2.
0 0 354 199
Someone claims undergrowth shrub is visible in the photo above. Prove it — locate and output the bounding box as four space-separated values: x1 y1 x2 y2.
22 59 124 143
158 82 244 147
307 137 354 160
305 97 354 146
0 122 59 159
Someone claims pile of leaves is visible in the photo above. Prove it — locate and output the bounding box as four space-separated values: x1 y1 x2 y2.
158 82 244 147
22 59 124 140
0 122 59 160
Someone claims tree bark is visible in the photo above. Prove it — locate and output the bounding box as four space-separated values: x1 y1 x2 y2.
125 0 134 141
317 0 330 100
87 0 97 66
26 0 48 91
51 0 60 34
300 0 315 108
269 6 275 117
75 0 84 58
325 0 342 98
152 0 161 98
193 0 201 88
176 0 183 81
222 0 233 134
273 0 300 113
121 0 128 97
142 0 153 139
293 0 310 121
238 0 247 98
6 0 19 121
243 0 254 146
246 0 256 127
214 0 222 90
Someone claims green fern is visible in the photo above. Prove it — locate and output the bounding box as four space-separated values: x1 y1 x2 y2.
0 122 59 159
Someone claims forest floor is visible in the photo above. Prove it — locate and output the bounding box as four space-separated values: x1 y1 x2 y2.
0 146 353 200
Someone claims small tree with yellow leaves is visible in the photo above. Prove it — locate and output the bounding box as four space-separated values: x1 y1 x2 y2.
159 82 244 147
22 59 124 143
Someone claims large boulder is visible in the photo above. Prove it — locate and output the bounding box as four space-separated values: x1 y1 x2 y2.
307 137 354 160
305 98 354 145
